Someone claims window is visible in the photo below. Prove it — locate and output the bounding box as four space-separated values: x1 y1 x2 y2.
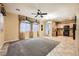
20 21 31 32
45 22 50 35
33 23 38 32
0 13 3 32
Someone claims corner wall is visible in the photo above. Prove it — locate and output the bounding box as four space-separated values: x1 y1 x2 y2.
76 15 79 55
4 12 19 42
39 20 45 37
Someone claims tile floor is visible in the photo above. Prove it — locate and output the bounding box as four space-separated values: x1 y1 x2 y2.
46 36 76 56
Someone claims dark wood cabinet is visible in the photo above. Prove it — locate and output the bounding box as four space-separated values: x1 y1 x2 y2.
73 24 76 40
63 26 70 36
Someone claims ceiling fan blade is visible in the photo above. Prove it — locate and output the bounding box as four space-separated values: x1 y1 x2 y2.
32 9 47 18
38 9 40 11
35 14 38 17
41 13 47 15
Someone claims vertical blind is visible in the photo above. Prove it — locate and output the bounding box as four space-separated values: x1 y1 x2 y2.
20 22 31 32
45 23 49 34
33 23 38 32
0 13 3 31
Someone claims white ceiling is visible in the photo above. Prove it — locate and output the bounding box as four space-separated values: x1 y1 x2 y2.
4 3 79 20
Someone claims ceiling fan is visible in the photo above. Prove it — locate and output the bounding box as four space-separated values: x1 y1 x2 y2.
32 9 47 18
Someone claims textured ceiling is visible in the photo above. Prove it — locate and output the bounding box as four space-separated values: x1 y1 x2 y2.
4 3 79 20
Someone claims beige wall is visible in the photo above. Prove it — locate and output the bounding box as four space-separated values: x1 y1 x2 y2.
4 12 19 42
57 23 74 28
20 32 30 39
39 20 45 37
33 32 38 38
76 15 79 55
20 31 38 39
24 32 30 39
52 21 57 36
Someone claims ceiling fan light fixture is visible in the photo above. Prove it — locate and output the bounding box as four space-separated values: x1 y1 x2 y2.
32 9 47 19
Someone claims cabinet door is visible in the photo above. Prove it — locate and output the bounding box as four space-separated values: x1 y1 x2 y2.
63 26 70 36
